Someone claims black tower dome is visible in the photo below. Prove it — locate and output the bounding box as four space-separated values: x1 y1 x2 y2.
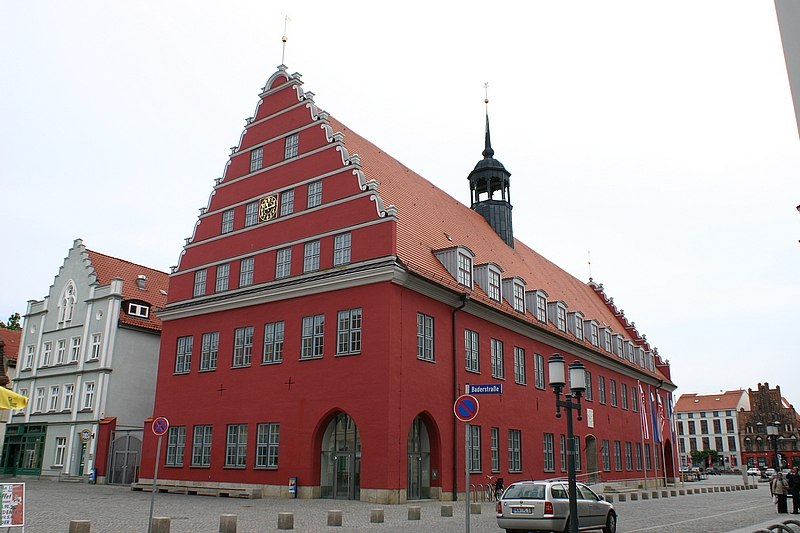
468 112 514 248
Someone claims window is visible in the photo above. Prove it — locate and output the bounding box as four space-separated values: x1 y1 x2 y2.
491 427 500 472
70 337 81 362
62 384 74 411
615 336 624 357
598 376 606 404
192 425 213 466
56 339 66 365
556 306 567 332
584 371 593 401
713 419 722 434
127 302 150 318
18 389 28 413
280 189 294 216
601 440 611 471
23 345 34 370
48 386 60 411
59 282 76 325
590 323 599 346
726 419 734 433
491 339 504 379
303 240 320 273
250 146 263 172
82 382 95 410
512 283 524 312
232 326 254 367
560 435 567 471
216 263 230 292
193 270 207 297
469 425 481 472
621 382 629 410
702 437 710 450
301 314 325 359
631 387 638 413
688 421 696 434
625 442 633 470
221 209 234 234
417 313 434 361
614 440 622 471
465 330 479 372
574 316 584 340
166 426 186 466
508 429 522 472
715 436 724 451
34 387 45 412
307 180 322 208
263 321 285 364
700 420 709 434
333 233 352 266
573 437 583 471
543 433 555 471
225 424 248 468
513 347 526 385
457 253 472 287
536 294 547 322
284 133 299 159
89 333 101 360
635 443 643 470
175 336 193 374
336 308 362 355
604 330 613 352
644 444 652 470
54 437 67 467
245 201 259 226
728 436 737 451
534 353 545 389
610 379 618 407
41 341 52 367
200 332 219 371
488 269 501 302
239 257 254 287
275 248 292 278
256 423 280 468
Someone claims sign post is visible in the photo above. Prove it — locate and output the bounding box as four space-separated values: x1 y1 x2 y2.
0 483 24 529
148 416 170 533
454 393 479 533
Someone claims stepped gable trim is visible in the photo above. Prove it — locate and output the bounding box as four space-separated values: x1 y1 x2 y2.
327 116 672 385
588 279 651 351
229 100 314 158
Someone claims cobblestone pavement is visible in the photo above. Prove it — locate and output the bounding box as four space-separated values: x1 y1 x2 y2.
7 475 792 532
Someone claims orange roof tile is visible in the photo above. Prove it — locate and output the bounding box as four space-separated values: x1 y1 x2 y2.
0 328 21 361
674 390 747 412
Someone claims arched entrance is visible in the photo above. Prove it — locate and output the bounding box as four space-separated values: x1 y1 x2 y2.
407 416 431 499
585 435 598 482
320 413 360 500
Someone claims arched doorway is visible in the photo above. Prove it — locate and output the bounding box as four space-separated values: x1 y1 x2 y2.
320 413 360 500
407 416 431 499
585 435 598 482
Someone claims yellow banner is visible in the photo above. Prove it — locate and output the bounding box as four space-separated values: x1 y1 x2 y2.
0 388 28 410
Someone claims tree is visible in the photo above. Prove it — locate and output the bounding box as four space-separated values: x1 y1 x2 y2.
0 313 21 330
690 449 719 468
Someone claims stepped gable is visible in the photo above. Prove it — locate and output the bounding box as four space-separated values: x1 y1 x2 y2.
86 249 169 331
328 116 670 381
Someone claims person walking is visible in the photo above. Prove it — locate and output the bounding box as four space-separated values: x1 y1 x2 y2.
772 471 790 514
788 467 800 514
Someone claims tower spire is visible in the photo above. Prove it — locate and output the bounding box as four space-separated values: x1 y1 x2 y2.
483 83 494 158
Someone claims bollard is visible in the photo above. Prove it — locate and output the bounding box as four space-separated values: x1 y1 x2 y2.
641 492 649 500
670 490 677 497
220 514 237 533
713 487 719 493
604 494 614 503
408 506 421 520
327 510 343 527
630 493 639 501
661 490 668 498
69 520 91 533
679 489 685 495
618 494 627 502
277 512 294 530
370 509 384 523
701 488 707 494
441 504 453 517
651 491 659 499
470 502 481 514
151 517 171 533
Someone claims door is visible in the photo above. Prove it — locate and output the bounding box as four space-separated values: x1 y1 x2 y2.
333 453 353 499
406 416 431 499
320 413 360 500
408 454 421 499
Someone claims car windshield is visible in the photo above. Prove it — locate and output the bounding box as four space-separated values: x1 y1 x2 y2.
503 484 546 500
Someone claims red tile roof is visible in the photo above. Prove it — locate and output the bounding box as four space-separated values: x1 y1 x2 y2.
86 249 169 331
674 390 747 412
329 117 671 384
0 328 21 361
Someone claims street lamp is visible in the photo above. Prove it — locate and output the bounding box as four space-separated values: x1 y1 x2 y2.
548 354 586 533
766 422 781 471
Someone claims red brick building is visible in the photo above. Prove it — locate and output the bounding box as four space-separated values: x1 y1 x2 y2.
738 383 800 470
141 65 677 502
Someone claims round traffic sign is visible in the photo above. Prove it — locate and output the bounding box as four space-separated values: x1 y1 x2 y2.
152 416 170 436
454 394 479 422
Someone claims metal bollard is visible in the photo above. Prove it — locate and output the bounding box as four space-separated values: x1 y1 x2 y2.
277 512 294 530
69 520 91 533
151 517 171 533
219 514 237 533
327 510 342 527
408 506 421 520
441 504 453 517
370 509 384 523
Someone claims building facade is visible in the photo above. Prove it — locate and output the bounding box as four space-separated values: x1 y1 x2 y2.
738 383 800 470
140 65 677 503
0 327 21 451
6 239 167 483
674 390 749 470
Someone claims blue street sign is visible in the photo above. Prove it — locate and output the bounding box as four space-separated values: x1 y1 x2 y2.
468 383 503 395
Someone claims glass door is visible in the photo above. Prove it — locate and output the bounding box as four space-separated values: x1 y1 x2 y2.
333 453 352 499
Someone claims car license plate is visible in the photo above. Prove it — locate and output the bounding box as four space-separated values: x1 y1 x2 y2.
511 507 533 514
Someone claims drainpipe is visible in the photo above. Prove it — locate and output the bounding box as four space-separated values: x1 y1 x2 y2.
452 293 468 501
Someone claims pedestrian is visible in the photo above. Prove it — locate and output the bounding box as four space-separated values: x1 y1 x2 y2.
772 471 790 514
788 467 800 514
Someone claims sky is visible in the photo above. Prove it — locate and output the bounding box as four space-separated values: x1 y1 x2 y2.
1 1 799 405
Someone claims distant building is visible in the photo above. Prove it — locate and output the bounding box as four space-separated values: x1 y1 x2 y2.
738 382 800 470
674 390 749 470
6 239 167 483
140 65 677 502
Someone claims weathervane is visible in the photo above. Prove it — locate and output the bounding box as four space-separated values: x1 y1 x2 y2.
281 14 291 65
484 82 489 107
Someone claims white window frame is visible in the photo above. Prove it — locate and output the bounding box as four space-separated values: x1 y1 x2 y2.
41 341 52 367
491 338 504 379
512 282 525 313
244 201 259 226
225 424 248 468
508 429 522 472
215 263 230 292
536 294 547 322
89 333 101 360
54 436 67 467
301 314 325 359
221 209 234 234
62 384 74 411
534 353 545 389
166 426 186 466
82 381 95 410
465 329 479 372
307 180 322 208
457 252 472 287
491 427 500 472
55 339 66 365
333 233 352 266
417 313 434 361
249 146 263 172
284 133 299 159
23 345 35 370
193 269 207 297
263 321 285 364
336 308 362 355
513 346 526 385
128 302 150 318
280 189 294 216
200 332 219 371
303 240 320 273
34 387 45 412
239 257 254 287
192 425 213 466
48 385 60 411
276 248 292 278
255 422 280 468
175 336 193 374
232 326 254 367
488 268 501 302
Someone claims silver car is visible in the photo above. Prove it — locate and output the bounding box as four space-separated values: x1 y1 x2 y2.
496 479 617 533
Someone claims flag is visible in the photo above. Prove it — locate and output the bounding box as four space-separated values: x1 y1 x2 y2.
638 381 650 440
0 388 28 410
656 391 667 441
650 387 661 443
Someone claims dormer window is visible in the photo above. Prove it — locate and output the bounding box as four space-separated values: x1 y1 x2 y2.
587 321 599 346
614 335 624 358
434 246 475 289
127 302 150 319
536 294 546 322
457 252 472 287
603 328 613 352
512 283 524 312
569 312 584 340
488 268 501 302
547 301 568 332
502 277 527 313
625 341 635 362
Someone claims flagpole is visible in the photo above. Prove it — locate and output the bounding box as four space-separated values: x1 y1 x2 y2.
638 381 648 488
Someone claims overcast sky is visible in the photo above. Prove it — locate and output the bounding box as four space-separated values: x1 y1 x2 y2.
2 1 798 405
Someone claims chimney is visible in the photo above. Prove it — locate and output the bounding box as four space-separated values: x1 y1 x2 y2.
136 275 147 290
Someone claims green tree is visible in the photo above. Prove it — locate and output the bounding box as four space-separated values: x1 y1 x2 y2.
690 449 719 467
0 313 21 330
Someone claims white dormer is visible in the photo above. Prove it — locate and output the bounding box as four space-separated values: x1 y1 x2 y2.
474 262 504 303
584 319 600 346
502 276 527 313
568 312 585 340
634 346 644 367
602 327 613 353
614 334 625 358
624 340 635 362
547 301 568 332
434 246 475 289
525 289 549 323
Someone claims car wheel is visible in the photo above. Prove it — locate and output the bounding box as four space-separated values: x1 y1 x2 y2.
603 512 617 533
